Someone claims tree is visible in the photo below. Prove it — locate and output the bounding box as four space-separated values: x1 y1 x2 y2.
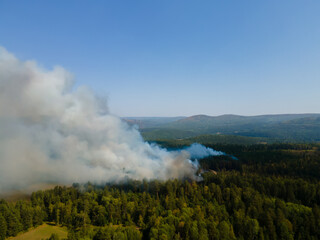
19 203 33 230
0 214 7 240
124 227 142 240
92 205 107 226
6 212 22 237
206 219 219 240
218 221 235 240
245 218 259 240
48 233 60 240
190 221 199 240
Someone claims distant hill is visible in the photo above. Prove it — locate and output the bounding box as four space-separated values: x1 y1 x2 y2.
126 114 320 143
165 114 320 131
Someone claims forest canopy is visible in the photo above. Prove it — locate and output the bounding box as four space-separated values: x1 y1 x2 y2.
1 143 320 240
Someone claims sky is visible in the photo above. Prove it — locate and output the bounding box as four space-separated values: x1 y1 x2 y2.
0 0 320 117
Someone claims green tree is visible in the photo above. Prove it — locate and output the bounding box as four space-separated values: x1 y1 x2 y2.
6 212 22 237
0 214 7 240
48 233 60 240
92 205 107 226
33 205 45 226
190 221 199 240
245 218 259 240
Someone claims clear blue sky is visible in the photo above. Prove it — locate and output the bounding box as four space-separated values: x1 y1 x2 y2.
1 0 320 117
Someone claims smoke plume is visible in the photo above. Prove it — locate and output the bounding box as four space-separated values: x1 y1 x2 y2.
0 47 199 192
184 143 225 159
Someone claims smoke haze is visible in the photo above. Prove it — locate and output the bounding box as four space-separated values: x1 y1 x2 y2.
0 47 202 192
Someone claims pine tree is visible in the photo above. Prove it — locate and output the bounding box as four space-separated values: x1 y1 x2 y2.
0 214 7 240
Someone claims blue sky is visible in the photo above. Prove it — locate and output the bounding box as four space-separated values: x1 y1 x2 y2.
1 0 320 117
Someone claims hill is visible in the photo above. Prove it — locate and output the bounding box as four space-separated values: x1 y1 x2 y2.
132 114 320 142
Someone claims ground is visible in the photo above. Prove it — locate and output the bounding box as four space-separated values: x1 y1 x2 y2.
9 223 68 240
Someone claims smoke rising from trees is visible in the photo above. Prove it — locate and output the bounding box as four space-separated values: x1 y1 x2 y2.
184 143 225 159
0 47 201 192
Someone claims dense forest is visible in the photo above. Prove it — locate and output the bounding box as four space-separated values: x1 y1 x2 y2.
1 143 320 240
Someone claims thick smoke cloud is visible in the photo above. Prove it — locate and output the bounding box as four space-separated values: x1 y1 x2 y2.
0 47 198 192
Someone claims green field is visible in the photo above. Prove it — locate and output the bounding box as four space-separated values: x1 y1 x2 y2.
9 223 67 240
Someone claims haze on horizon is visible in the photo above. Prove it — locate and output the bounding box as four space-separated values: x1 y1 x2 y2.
1 0 320 117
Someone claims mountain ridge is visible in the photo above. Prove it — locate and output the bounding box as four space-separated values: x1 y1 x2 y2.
123 113 320 142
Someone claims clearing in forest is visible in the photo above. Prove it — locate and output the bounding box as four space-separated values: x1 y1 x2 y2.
9 223 68 240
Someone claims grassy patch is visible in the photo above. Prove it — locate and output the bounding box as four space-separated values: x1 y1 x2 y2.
9 223 68 240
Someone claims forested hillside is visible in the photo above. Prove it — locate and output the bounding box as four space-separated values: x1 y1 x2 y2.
125 114 320 142
1 143 320 240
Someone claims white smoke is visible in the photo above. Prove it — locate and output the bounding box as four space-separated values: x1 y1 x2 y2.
0 47 197 192
184 143 238 161
184 143 225 159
